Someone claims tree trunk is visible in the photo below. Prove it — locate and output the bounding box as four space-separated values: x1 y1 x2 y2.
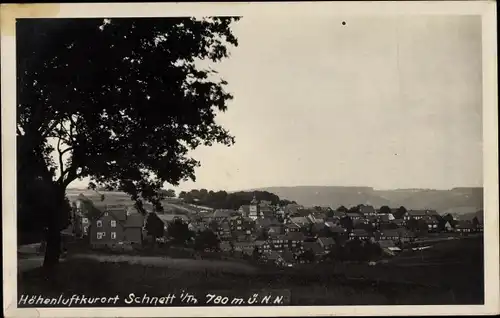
42 187 67 276
43 222 61 274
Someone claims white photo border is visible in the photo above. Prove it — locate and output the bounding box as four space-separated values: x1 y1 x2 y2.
2 1 498 317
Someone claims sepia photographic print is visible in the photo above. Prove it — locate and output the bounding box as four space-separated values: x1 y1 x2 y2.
2 2 498 317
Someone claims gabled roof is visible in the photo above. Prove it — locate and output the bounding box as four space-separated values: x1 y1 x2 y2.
378 240 396 248
346 212 362 218
213 209 237 218
351 229 370 236
328 226 346 233
267 225 284 234
456 220 475 229
289 216 311 225
256 217 281 228
239 205 250 214
359 205 376 214
94 207 143 228
407 210 438 216
332 211 347 218
123 213 144 228
284 232 305 241
302 242 324 254
266 251 281 260
380 229 400 237
311 223 326 233
219 242 231 249
317 237 335 246
157 214 189 223
254 240 267 246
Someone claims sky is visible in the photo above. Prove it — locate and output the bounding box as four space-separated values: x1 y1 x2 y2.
69 15 483 193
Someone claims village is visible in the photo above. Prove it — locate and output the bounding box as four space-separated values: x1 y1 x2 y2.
68 192 484 269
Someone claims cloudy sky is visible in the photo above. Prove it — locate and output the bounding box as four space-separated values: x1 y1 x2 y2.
70 15 483 192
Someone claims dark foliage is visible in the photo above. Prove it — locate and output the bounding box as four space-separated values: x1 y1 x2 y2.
17 17 240 268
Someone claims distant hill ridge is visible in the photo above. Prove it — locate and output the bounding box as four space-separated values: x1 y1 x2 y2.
248 186 483 214
68 186 483 215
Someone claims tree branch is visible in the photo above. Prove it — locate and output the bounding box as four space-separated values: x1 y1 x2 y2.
56 136 65 181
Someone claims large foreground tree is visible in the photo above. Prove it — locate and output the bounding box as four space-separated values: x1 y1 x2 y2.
17 17 240 272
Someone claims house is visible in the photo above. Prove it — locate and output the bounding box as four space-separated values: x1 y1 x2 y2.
378 214 395 224
284 232 305 250
254 240 271 254
264 251 282 264
424 216 440 232
233 241 255 252
359 205 377 217
331 211 347 219
311 223 327 236
378 240 401 255
379 229 400 241
274 208 285 220
188 221 208 233
455 221 475 234
230 215 255 234
212 209 237 222
268 234 287 252
219 241 232 252
283 204 305 216
256 217 281 229
90 207 144 246
302 241 325 256
443 221 453 232
284 223 301 233
267 224 285 236
404 210 439 221
216 221 232 241
238 205 250 217
259 202 275 219
157 214 190 228
346 212 363 221
325 220 340 228
317 237 335 252
392 219 405 227
398 228 416 242
364 216 379 227
288 216 311 227
292 208 313 218
349 229 370 240
306 213 323 224
310 211 327 221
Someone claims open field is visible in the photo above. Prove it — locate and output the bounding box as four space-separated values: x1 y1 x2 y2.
18 236 483 305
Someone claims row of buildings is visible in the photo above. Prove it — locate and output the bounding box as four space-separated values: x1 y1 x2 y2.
70 194 483 265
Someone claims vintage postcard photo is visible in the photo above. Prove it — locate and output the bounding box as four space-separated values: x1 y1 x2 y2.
2 1 498 317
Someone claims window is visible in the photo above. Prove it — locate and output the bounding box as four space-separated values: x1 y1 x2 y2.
111 220 117 227
97 232 104 239
111 232 116 239
97 220 103 227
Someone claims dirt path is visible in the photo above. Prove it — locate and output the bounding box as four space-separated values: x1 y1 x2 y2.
70 253 258 273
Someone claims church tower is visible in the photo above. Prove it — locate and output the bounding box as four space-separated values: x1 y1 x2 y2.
249 193 260 220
